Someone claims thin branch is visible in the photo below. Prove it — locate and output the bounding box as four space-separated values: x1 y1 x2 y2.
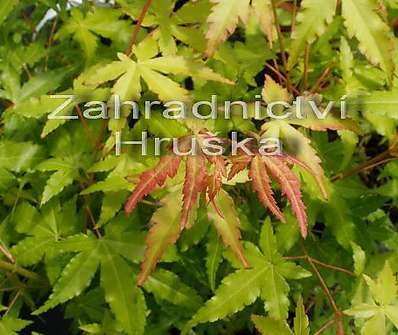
299 242 339 312
0 260 42 282
44 18 58 71
332 135 398 181
303 44 310 91
0 242 15 263
291 0 298 32
75 105 97 151
313 318 336 335
265 63 300 95
5 290 21 316
310 66 332 94
283 255 356 277
270 0 293 93
125 0 154 56
311 258 356 277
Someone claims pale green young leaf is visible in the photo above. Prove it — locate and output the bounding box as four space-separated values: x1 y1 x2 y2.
385 305 398 329
205 0 251 56
112 62 141 101
351 242 366 275
140 56 234 84
364 261 397 306
262 75 291 105
252 0 274 46
342 0 395 83
288 0 337 69
362 312 386 335
363 89 398 120
138 65 189 102
340 36 354 84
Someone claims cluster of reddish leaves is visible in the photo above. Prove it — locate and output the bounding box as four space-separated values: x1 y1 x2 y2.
125 133 227 230
125 130 327 285
229 151 328 238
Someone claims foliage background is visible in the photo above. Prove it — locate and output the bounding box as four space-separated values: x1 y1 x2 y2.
0 0 398 334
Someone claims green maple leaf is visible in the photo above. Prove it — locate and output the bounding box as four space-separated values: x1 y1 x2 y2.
11 199 78 266
119 0 210 54
345 261 398 335
341 0 395 85
0 316 31 335
251 296 310 335
184 221 311 332
56 7 130 60
86 51 233 102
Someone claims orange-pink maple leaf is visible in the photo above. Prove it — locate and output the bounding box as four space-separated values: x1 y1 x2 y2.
125 155 181 214
263 155 308 238
181 154 208 230
249 155 286 223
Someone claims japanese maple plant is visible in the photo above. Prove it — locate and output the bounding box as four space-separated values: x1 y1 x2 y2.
0 0 398 335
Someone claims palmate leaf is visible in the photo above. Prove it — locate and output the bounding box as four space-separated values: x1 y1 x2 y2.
185 224 310 332
288 0 337 69
136 192 181 286
243 152 318 238
34 246 101 315
251 296 309 335
252 0 274 46
100 247 146 335
0 317 31 335
345 261 398 334
205 0 251 56
86 53 233 101
341 0 395 84
185 268 264 330
56 8 129 60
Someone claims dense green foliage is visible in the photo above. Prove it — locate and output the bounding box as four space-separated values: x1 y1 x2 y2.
0 0 398 334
